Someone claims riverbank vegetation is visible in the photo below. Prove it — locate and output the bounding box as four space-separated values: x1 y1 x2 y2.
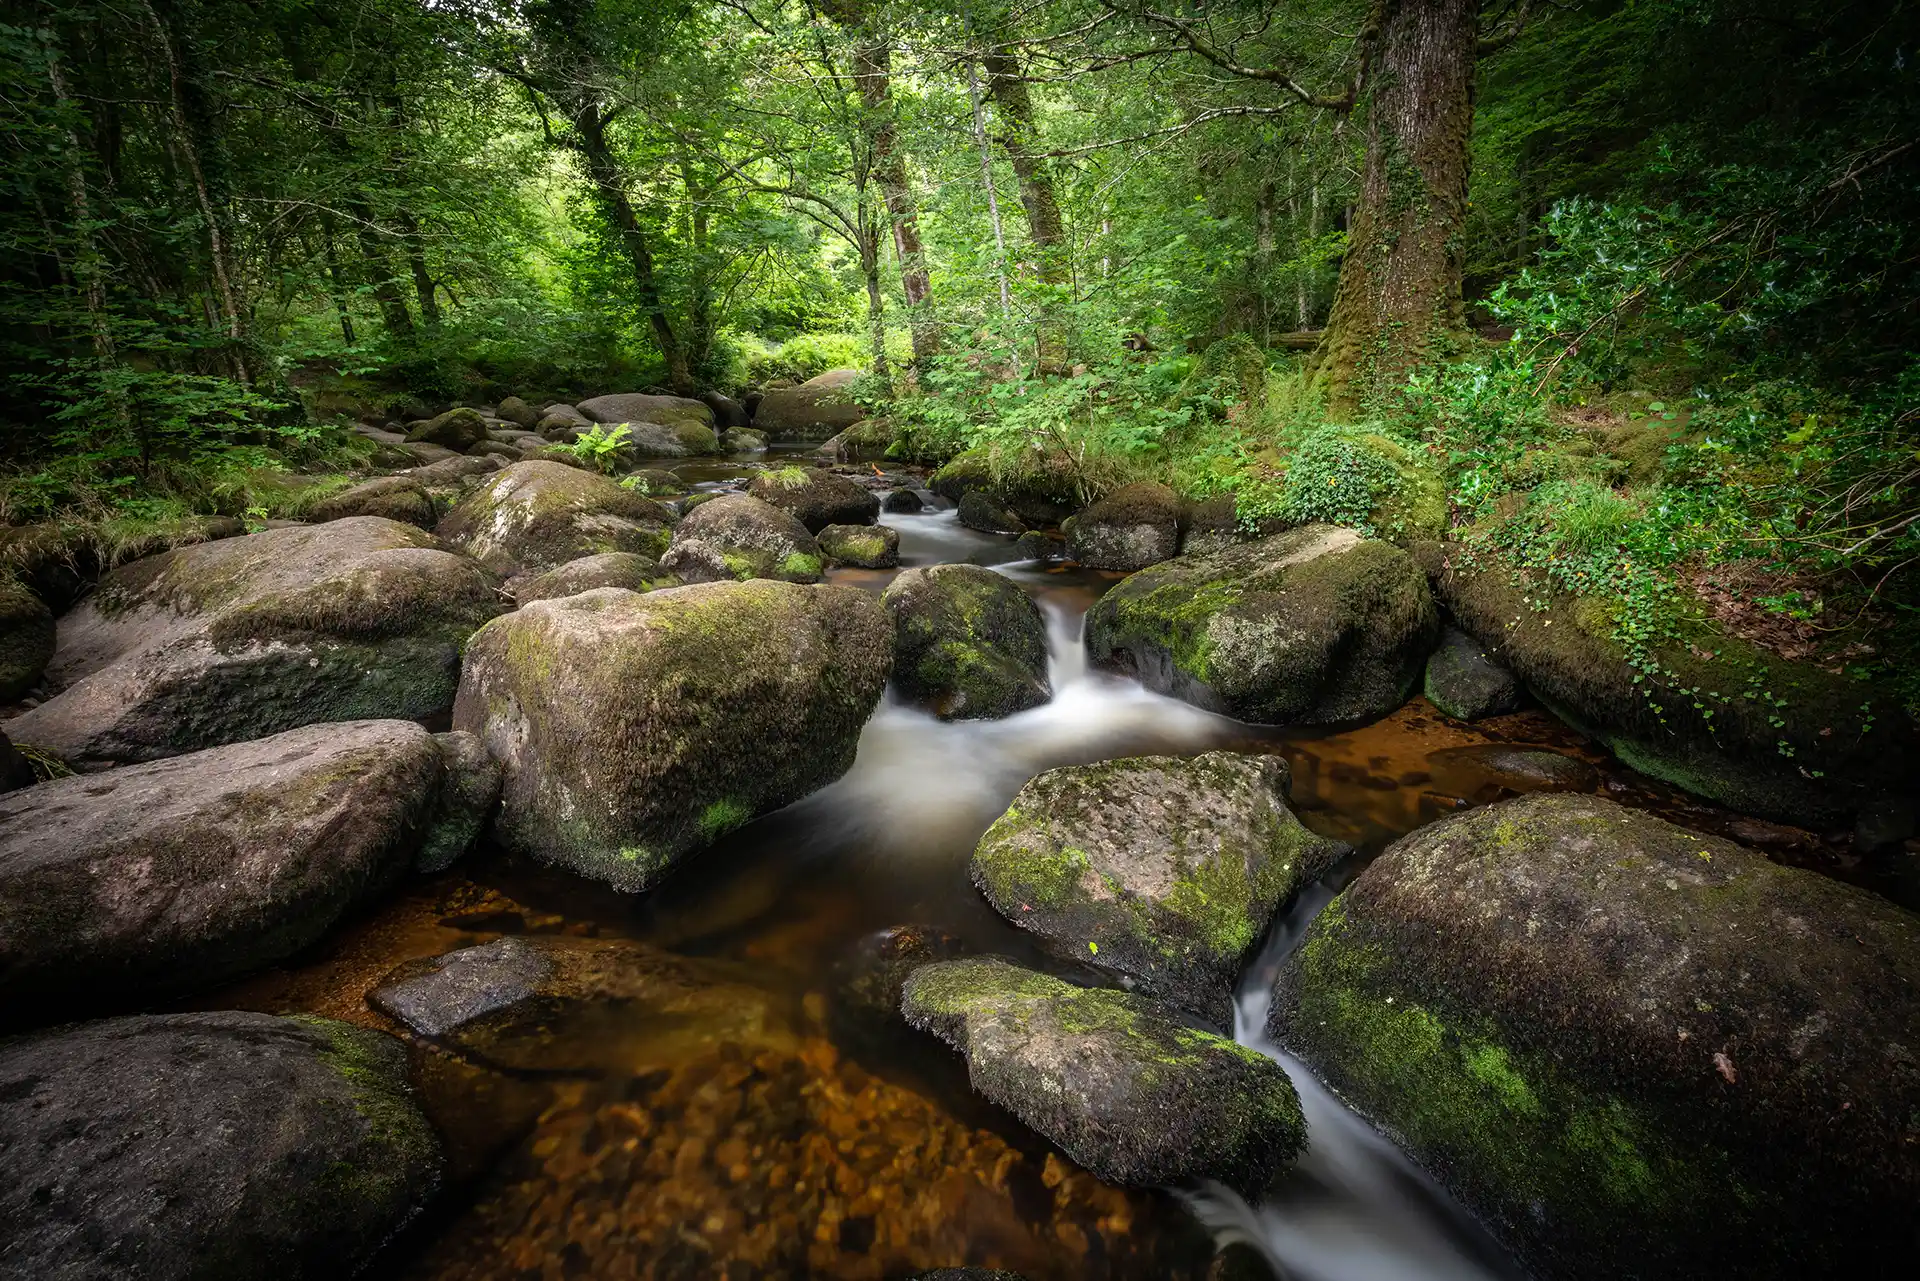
3 0 1916 706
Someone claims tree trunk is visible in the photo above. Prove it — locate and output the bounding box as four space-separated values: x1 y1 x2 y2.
396 208 440 328
983 47 1069 373
849 40 936 372
319 215 356 346
968 62 1012 318
860 212 892 396
1311 0 1478 417
571 107 691 393
354 219 416 339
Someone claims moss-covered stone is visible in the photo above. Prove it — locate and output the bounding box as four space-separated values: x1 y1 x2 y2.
1068 482 1184 570
957 490 1026 535
436 460 676 575
752 369 867 441
416 729 503 873
1086 523 1439 725
306 475 438 529
576 392 715 434
902 957 1305 1195
1356 431 1448 544
0 574 54 700
1423 623 1522 721
929 447 1079 527
405 406 488 450
660 493 823 584
746 466 881 531
507 551 675 604
972 753 1347 1024
818 522 899 568
1272 793 1920 1281
0 1011 441 1280
882 564 1050 720
452 580 891 891
6 519 502 764
1441 549 1917 826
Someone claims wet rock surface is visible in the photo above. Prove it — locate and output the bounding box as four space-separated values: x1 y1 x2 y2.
747 465 881 532
1422 624 1521 721
971 753 1347 1024
902 957 1305 1196
436 460 677 575
820 522 900 568
1086 524 1439 726
0 1011 441 1281
661 493 823 583
505 551 673 604
453 580 890 891
883 565 1050 720
6 518 500 765
417 728 503 874
0 719 442 1018
1067 482 1183 571
1273 791 1920 1281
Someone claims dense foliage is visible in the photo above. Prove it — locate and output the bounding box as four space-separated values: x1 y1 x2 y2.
3 0 1916 704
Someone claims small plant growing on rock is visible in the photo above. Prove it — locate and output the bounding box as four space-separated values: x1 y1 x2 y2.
566 424 633 475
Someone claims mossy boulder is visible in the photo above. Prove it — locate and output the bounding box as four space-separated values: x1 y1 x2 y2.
1272 792 1920 1280
901 957 1305 1195
972 753 1347 1025
576 392 715 433
1356 430 1448 544
306 475 437 529
507 551 674 604
1441 551 1918 827
929 448 1077 527
497 395 541 428
753 369 867 441
6 519 501 765
1068 482 1184 571
729 426 769 453
1180 493 1247 558
621 419 722 457
0 720 447 1020
818 523 899 568
0 575 54 700
882 564 1050 720
536 404 590 439
369 935 782 1073
660 493 823 584
417 729 503 873
452 580 891 891
405 406 489 450
436 460 677 576
958 490 1026 535
815 418 896 462
882 487 925 513
1085 524 1439 725
622 467 683 496
747 466 881 531
1423 624 1521 721
0 1011 441 1280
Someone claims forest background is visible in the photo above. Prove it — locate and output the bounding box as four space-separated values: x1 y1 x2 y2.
3 0 1918 710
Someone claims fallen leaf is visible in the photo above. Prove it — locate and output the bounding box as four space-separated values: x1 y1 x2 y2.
1714 1051 1738 1084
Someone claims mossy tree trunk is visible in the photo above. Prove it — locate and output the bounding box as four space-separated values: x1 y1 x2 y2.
1311 0 1478 418
983 47 1071 375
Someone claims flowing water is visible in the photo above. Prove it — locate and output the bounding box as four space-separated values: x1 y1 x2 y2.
200 468 1862 1280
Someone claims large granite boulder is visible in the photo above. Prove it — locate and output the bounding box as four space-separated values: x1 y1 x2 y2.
928 448 1079 528
453 580 891 891
0 720 474 1019
0 1011 441 1279
1 574 55 699
882 564 1050 720
1422 623 1522 721
1273 792 1920 1280
972 753 1346 1024
1086 524 1438 725
405 406 488 450
660 493 823 584
5 519 500 765
818 523 899 568
902 957 1304 1196
436 460 676 576
753 369 866 441
1441 553 1917 828
506 551 674 604
1067 482 1184 571
306 475 437 529
621 420 722 457
496 395 542 428
746 465 881 532
576 392 714 432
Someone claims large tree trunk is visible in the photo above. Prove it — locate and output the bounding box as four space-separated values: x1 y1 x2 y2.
850 41 936 372
571 108 692 394
859 211 892 396
983 47 1070 374
396 208 440 329
1311 0 1477 417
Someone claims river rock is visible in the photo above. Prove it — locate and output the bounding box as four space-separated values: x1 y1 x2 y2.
882 564 1049 719
624 467 683 496
746 465 881 531
902 957 1304 1195
6 519 500 765
1423 624 1521 720
453 580 891 891
929 448 1077 527
508 551 673 604
0 1011 441 1280
818 522 899 568
660 493 823 584
0 720 449 1019
958 490 1026 535
306 475 437 529
729 426 769 453
620 420 722 457
1068 482 1183 570
698 389 749 430
406 406 488 450
972 753 1346 1025
368 935 782 1071
1426 744 1598 794
436 460 676 576
1086 524 1438 725
1272 792 1920 1281
577 392 714 432
1180 493 1247 558
883 487 925 513
417 729 503 873
1 574 55 700
1440 553 1917 828
537 405 590 439
497 395 541 429
753 369 866 440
